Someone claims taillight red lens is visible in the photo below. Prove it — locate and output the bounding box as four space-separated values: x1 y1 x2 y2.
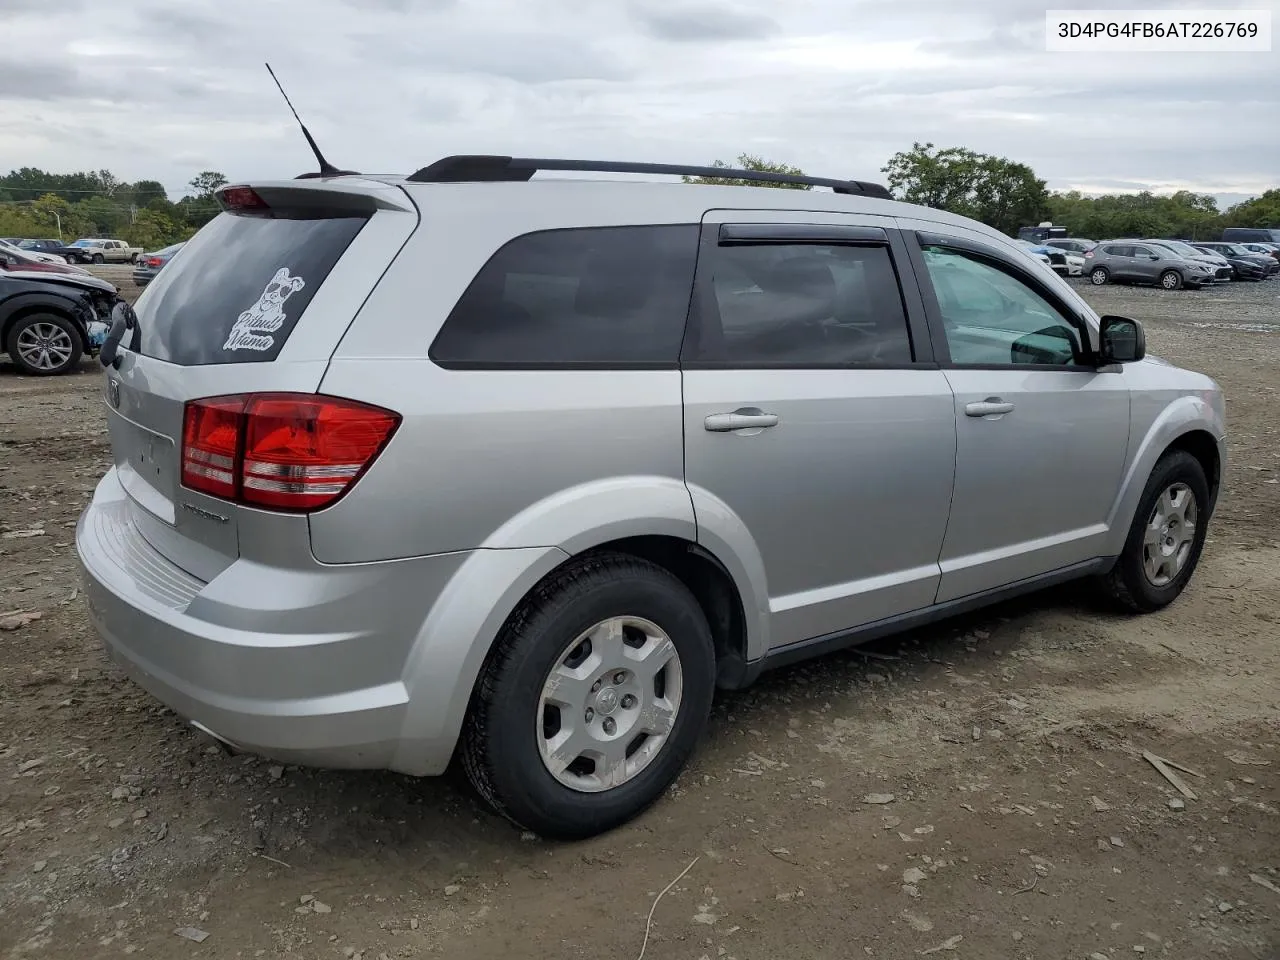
217 186 269 211
146 257 163 267
181 394 399 512
181 398 244 500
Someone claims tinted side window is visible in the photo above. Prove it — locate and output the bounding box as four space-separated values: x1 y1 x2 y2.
687 241 914 365
1103 245 1130 257
430 225 698 367
920 246 1083 367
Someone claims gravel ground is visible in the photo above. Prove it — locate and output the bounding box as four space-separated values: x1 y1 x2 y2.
1 276 1278 959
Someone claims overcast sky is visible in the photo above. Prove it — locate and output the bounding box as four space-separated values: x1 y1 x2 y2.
1 0 1276 207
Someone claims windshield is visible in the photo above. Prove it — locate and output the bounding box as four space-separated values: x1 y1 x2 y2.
1151 240 1201 257
1222 244 1250 256
16 240 41 250
72 240 96 247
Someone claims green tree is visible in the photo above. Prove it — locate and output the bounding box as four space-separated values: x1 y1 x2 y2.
30 193 93 240
122 209 180 251
75 195 127 235
1221 188 1280 229
1045 190 1222 240
682 154 812 189
187 171 229 200
128 180 168 206
881 142 1050 235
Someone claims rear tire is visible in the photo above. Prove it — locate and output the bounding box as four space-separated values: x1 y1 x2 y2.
1090 267 1109 285
1101 450 1209 613
461 553 716 840
1159 269 1183 290
6 312 83 376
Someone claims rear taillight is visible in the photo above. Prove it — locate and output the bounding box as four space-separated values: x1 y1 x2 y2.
1084 250 1094 258
181 393 399 512
146 257 163 267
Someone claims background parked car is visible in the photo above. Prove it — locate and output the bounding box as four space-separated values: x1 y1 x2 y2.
13 238 86 263
1239 241 1280 262
1192 242 1278 280
0 238 74 266
1141 239 1232 283
1017 239 1084 276
0 241 94 277
1222 227 1280 244
1 270 120 375
1043 237 1097 255
1085 241 1216 289
132 241 186 287
69 238 143 264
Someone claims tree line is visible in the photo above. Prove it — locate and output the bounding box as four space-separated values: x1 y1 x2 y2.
691 146 1278 241
0 169 229 251
5 151 1276 252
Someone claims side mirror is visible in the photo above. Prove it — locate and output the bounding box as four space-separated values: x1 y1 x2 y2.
0 254 15 267
1099 315 1145 364
1147 254 1161 260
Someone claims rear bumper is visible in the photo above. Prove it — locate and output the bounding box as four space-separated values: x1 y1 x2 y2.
75 469 475 773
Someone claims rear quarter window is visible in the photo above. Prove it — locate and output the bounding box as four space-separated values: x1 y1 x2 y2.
132 211 367 365
429 225 699 367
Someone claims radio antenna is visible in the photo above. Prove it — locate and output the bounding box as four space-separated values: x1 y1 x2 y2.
265 62 356 179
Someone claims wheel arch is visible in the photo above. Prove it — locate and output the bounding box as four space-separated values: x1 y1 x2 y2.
392 483 769 776
1 295 87 352
1104 397 1226 556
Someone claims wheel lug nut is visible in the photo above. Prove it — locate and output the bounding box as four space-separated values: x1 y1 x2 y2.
613 671 627 685
585 707 594 722
621 694 637 709
591 680 602 692
603 718 616 735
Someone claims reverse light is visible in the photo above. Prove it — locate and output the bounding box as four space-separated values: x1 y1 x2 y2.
181 393 400 512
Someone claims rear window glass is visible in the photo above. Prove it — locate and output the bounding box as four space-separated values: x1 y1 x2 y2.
429 225 699 367
132 211 367 365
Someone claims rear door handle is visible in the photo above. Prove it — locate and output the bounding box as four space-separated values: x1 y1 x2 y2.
964 398 1014 418
704 411 780 432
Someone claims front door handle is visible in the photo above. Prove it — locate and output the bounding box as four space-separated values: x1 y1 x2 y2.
704 410 780 432
964 398 1014 418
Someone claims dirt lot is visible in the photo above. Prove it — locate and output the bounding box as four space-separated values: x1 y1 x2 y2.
2 276 1278 959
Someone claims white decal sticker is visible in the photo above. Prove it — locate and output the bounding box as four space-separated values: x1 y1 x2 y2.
223 267 306 352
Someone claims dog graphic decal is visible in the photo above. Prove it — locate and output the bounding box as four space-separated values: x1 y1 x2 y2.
223 267 306 352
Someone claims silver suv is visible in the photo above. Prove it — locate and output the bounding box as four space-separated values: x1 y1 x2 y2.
77 156 1226 839
1085 240 1218 289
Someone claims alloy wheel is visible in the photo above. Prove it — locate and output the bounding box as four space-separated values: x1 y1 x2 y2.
15 322 74 372
536 616 683 793
1142 482 1198 586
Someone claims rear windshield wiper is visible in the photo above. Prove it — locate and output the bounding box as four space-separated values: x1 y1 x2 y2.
100 300 138 369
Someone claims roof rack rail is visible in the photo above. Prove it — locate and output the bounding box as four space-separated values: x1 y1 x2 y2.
405 155 894 199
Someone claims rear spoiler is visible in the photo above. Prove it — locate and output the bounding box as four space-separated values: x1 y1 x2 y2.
215 178 416 216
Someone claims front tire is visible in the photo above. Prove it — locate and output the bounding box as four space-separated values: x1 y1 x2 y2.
461 553 716 840
1090 266 1109 285
6 312 83 376
1102 450 1210 613
91 253 105 264
1159 269 1183 290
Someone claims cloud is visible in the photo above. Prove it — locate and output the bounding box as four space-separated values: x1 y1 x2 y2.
629 1 780 42
0 0 1275 201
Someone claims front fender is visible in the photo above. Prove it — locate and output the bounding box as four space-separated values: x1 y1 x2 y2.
1103 392 1226 556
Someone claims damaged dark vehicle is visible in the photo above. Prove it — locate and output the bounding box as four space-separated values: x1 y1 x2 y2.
0 255 122 375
